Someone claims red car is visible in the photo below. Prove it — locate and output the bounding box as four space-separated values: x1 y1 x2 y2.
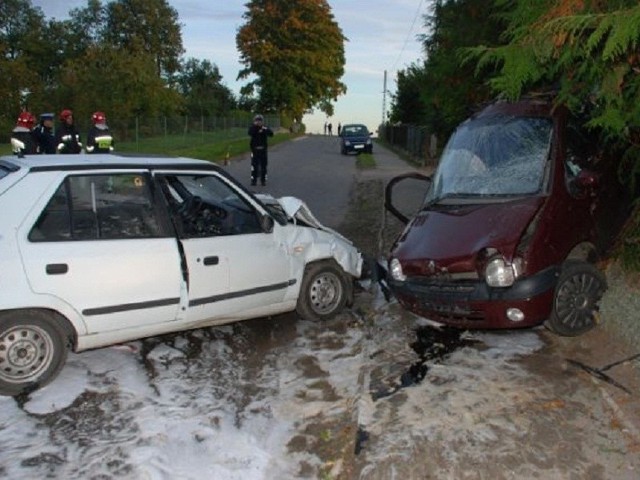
384 97 627 336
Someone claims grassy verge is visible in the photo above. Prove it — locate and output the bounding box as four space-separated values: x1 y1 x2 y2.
355 153 376 169
117 130 298 163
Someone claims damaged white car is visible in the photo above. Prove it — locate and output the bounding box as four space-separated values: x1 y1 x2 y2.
0 154 362 396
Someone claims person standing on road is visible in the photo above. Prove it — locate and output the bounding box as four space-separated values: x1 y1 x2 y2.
248 114 273 186
10 111 37 156
328 122 333 136
337 122 341 136
56 109 82 154
86 111 114 153
33 112 57 154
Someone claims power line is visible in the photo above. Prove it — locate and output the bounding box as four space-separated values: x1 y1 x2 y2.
390 0 425 73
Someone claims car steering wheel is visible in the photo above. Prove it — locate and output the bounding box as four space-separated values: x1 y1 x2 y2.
179 195 204 221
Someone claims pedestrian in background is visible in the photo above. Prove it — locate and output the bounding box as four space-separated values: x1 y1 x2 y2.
86 111 114 153
10 111 37 156
337 123 342 136
248 114 274 186
33 113 56 154
56 109 82 154
328 122 333 136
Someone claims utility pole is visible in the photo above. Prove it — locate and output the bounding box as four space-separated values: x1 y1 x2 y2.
382 70 387 125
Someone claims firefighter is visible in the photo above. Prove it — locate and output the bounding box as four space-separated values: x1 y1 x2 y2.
10 111 37 156
56 109 82 154
86 111 114 153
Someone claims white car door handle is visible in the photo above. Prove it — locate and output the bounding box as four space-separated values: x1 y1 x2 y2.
203 256 219 266
46 263 68 275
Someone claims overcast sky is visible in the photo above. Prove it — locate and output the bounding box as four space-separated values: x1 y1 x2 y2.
32 0 429 134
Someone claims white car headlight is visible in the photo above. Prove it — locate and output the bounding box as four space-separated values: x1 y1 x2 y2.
389 258 406 281
344 140 351 146
485 257 517 287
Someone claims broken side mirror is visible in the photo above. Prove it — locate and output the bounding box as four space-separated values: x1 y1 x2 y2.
385 172 432 224
260 214 274 233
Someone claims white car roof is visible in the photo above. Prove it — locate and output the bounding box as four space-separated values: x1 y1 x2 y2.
0 153 218 172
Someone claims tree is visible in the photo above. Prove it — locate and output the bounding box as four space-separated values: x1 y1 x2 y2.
236 0 346 121
389 0 506 137
57 44 182 127
389 62 428 125
104 0 184 78
0 0 49 129
177 58 236 117
467 0 640 187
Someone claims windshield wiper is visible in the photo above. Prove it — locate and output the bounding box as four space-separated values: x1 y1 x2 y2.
422 192 475 208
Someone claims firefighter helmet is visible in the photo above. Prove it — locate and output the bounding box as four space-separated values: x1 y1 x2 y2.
16 111 36 129
92 111 106 124
59 109 73 122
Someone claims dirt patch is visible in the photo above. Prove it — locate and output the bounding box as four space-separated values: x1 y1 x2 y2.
335 177 407 261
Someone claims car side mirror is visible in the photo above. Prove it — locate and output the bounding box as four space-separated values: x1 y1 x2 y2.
260 214 274 233
385 172 432 224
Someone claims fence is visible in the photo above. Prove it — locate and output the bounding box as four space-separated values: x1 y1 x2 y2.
75 114 282 144
378 124 439 168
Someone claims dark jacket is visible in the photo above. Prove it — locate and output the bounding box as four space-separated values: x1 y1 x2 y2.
33 123 57 154
248 124 274 152
86 124 114 153
56 123 82 154
11 127 37 155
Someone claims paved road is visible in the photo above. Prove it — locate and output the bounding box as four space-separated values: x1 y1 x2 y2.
222 134 423 229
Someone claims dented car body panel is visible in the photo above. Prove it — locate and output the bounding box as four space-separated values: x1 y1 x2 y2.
384 98 615 332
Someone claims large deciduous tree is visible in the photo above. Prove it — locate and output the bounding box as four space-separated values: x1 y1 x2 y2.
236 0 346 121
104 0 184 78
177 58 236 116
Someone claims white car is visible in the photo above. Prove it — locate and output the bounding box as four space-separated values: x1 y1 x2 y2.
0 154 362 396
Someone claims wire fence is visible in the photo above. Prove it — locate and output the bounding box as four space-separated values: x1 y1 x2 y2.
75 114 282 144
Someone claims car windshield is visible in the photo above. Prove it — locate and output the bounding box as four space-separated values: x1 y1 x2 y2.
343 125 368 137
426 114 553 203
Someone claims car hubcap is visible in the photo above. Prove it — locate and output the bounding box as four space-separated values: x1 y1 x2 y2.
555 273 603 330
309 272 342 315
0 325 54 384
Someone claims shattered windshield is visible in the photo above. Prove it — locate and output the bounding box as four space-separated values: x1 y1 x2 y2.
427 114 553 203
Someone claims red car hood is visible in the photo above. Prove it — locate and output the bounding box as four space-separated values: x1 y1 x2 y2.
392 197 545 274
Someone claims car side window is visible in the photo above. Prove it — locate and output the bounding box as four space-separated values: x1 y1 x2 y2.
157 173 263 238
29 173 161 241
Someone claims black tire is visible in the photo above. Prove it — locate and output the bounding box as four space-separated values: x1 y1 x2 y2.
0 311 69 396
296 262 350 321
545 261 607 337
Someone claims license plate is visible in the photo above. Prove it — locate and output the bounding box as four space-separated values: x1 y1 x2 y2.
354 145 364 149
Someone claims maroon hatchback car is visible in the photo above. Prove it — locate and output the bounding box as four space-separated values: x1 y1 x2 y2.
384 97 626 336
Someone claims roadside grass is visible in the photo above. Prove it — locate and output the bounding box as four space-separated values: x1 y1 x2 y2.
355 153 376 169
117 130 297 163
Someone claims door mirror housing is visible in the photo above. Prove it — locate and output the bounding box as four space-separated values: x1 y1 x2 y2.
385 172 432 224
260 214 274 233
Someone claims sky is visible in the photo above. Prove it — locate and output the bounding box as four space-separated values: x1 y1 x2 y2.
31 0 429 135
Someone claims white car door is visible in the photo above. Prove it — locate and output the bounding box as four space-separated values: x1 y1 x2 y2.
155 172 292 323
19 172 184 334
